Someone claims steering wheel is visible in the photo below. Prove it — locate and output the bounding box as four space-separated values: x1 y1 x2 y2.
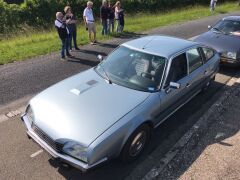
141 72 153 79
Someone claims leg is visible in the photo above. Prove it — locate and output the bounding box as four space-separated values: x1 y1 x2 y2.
72 29 78 49
112 19 115 33
68 32 73 50
60 38 66 58
66 36 72 56
104 20 108 35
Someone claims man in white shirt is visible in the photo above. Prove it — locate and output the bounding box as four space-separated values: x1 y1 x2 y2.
83 1 97 45
210 0 217 13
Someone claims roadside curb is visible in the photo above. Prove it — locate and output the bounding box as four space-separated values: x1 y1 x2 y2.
143 77 240 180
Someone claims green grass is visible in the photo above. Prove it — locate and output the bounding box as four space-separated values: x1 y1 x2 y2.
0 2 239 65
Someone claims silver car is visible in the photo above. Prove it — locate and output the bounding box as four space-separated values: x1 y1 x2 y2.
21 35 220 171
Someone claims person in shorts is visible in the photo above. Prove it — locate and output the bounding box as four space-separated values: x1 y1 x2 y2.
83 1 97 45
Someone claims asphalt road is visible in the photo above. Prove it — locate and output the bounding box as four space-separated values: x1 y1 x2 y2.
0 12 240 180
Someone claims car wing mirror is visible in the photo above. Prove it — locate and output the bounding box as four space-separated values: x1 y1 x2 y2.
97 54 104 62
208 25 212 30
170 82 181 89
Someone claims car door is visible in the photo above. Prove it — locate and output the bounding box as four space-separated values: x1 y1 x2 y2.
154 52 191 123
200 47 220 82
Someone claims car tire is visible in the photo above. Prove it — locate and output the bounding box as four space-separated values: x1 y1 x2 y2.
120 124 150 162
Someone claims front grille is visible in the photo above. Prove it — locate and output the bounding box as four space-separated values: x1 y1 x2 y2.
32 124 63 152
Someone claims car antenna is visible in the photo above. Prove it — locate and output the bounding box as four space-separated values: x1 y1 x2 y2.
142 36 155 49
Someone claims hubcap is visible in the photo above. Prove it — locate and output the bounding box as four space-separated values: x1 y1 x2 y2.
129 131 147 157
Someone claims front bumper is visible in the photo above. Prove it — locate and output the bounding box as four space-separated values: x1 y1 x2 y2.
220 57 240 65
21 113 107 172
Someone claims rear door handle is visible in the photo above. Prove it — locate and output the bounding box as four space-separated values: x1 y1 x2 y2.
204 70 209 75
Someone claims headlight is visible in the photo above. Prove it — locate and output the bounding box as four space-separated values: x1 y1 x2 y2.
26 106 34 126
63 141 88 163
222 52 237 59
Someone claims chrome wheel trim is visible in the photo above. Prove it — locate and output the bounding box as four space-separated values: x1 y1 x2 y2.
129 131 147 157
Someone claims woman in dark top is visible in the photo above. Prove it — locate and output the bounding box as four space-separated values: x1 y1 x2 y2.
100 0 109 35
64 6 80 51
108 1 115 33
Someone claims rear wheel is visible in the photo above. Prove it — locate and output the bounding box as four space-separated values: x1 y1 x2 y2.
121 124 150 162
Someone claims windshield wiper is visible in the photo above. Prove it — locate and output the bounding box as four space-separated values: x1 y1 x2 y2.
99 64 112 84
212 27 225 34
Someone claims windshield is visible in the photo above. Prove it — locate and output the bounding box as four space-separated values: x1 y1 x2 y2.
213 19 240 35
95 46 166 92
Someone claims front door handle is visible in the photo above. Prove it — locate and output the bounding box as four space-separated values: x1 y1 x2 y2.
204 70 208 75
186 83 191 88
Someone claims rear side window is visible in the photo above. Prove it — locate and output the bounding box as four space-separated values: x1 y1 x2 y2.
202 47 215 62
186 49 203 73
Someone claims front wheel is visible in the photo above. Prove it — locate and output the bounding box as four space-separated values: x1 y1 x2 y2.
120 124 150 162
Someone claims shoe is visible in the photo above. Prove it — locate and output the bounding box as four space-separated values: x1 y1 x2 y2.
75 47 80 50
67 54 74 58
93 40 98 43
60 57 67 61
90 42 94 45
69 49 73 52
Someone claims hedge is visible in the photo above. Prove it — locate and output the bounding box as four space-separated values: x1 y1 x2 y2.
0 0 236 33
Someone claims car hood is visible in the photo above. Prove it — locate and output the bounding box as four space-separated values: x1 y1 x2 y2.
30 68 149 146
195 31 240 53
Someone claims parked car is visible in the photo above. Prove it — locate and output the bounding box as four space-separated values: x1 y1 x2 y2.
21 35 220 171
194 16 240 65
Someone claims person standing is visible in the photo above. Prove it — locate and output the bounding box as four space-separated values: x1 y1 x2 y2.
108 1 115 33
100 0 109 35
64 6 80 51
210 0 217 13
83 1 97 45
114 1 123 33
55 12 73 60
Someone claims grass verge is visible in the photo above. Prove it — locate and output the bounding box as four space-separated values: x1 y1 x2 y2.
0 2 239 65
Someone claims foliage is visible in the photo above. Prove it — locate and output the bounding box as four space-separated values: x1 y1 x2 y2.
0 0 237 33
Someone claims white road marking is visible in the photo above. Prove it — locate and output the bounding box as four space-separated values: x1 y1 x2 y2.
30 149 43 158
0 106 25 124
0 115 9 123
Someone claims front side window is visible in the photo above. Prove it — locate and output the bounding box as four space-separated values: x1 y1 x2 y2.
186 48 203 73
165 53 187 87
95 46 166 92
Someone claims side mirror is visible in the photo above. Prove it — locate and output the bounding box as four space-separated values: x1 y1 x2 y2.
170 82 181 89
97 55 104 62
208 25 212 30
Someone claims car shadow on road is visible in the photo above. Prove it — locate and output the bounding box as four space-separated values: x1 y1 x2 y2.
157 83 240 179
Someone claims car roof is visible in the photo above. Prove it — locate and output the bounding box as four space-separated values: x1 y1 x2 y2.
122 35 198 59
223 16 240 22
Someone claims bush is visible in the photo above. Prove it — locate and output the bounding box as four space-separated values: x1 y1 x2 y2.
0 0 237 33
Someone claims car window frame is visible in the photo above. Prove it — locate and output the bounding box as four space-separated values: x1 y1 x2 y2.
161 45 204 90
